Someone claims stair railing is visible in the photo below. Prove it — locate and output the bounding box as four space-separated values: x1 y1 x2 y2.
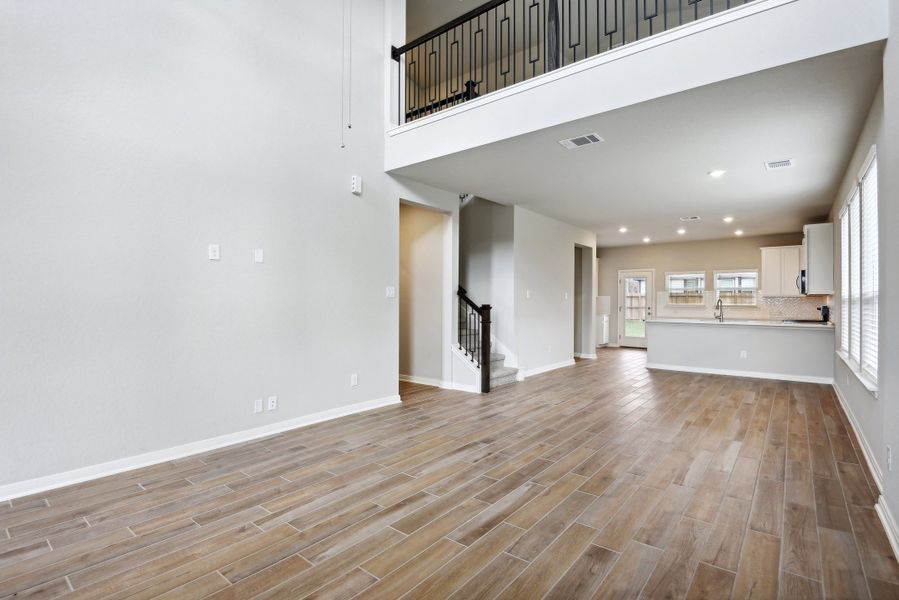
457 286 492 393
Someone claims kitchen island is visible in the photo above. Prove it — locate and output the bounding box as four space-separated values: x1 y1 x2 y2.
645 318 835 383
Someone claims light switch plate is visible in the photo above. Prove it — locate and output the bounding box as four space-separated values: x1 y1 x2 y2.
253 398 263 414
208 244 221 261
386 286 396 298
351 175 363 196
350 373 358 387
254 248 264 263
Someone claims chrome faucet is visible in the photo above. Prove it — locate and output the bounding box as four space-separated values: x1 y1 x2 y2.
714 298 725 323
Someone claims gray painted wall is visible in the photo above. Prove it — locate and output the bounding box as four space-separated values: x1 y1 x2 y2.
828 12 898 530
399 203 447 381
0 1 459 487
513 206 596 373
460 198 516 363
881 0 899 534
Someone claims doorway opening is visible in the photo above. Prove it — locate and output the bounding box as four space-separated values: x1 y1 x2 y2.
573 245 594 357
399 202 451 395
618 269 654 348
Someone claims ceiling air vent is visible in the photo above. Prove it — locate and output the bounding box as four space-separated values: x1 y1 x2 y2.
680 216 702 222
558 133 604 150
764 158 793 171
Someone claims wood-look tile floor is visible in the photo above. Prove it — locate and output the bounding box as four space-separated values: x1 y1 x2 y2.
2 348 898 599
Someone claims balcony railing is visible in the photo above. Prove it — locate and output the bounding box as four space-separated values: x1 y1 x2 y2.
392 0 756 123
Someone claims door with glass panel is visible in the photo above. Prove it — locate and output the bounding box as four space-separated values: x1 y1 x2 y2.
618 270 654 348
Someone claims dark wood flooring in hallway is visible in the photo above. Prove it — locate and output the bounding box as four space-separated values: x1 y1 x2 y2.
1 349 897 599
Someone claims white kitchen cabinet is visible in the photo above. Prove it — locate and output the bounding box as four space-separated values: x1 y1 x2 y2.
761 245 802 297
802 223 834 295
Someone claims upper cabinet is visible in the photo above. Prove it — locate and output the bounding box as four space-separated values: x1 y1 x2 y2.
761 246 803 297
802 223 834 295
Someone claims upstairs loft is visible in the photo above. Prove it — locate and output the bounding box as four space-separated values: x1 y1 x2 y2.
386 0 889 172
393 0 759 123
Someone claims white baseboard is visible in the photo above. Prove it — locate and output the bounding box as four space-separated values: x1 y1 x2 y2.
644 362 834 385
574 353 598 359
520 359 576 380
0 394 401 503
832 382 884 493
875 495 899 565
399 374 451 389
452 382 481 393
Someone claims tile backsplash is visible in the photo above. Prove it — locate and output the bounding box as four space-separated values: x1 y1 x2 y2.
654 292 831 321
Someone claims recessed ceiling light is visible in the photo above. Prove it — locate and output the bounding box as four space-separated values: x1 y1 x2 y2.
708 170 727 178
643 237 651 243
618 227 628 233
677 228 687 235
734 229 744 236
723 216 735 223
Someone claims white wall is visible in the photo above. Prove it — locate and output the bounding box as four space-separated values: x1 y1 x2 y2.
513 207 596 374
460 198 516 363
386 0 889 170
399 203 447 382
0 1 461 489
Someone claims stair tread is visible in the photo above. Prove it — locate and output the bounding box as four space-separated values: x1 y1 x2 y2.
491 366 518 378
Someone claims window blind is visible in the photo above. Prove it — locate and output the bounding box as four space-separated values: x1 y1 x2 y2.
849 191 861 364
840 210 849 355
860 158 878 380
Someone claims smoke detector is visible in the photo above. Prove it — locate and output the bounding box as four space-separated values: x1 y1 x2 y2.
558 133 604 150
765 158 793 171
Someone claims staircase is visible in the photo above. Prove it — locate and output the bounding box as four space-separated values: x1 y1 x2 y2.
458 329 519 390
457 287 519 392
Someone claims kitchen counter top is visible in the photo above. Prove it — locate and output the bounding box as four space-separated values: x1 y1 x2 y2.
647 318 834 330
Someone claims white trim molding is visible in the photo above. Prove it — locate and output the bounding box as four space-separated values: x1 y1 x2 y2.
399 374 451 389
452 382 481 394
832 382 884 492
0 394 402 503
645 362 834 385
875 496 899 566
520 359 576 380
574 353 598 359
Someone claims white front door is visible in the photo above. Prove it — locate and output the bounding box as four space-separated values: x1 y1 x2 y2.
618 270 654 348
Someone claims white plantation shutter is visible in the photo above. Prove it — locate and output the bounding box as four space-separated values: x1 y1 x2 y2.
840 209 850 355
860 157 878 380
849 191 861 364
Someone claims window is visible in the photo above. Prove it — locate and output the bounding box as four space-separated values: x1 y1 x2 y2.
715 271 758 306
666 272 705 305
839 148 878 385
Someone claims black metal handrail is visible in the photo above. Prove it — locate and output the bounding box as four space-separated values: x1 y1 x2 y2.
392 0 756 123
457 286 492 393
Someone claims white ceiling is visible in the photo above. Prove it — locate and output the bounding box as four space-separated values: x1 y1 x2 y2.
391 43 884 247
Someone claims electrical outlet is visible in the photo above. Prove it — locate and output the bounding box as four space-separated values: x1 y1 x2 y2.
208 244 220 261
888 445 893 472
253 398 263 414
350 373 359 387
267 396 278 411
740 350 748 359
